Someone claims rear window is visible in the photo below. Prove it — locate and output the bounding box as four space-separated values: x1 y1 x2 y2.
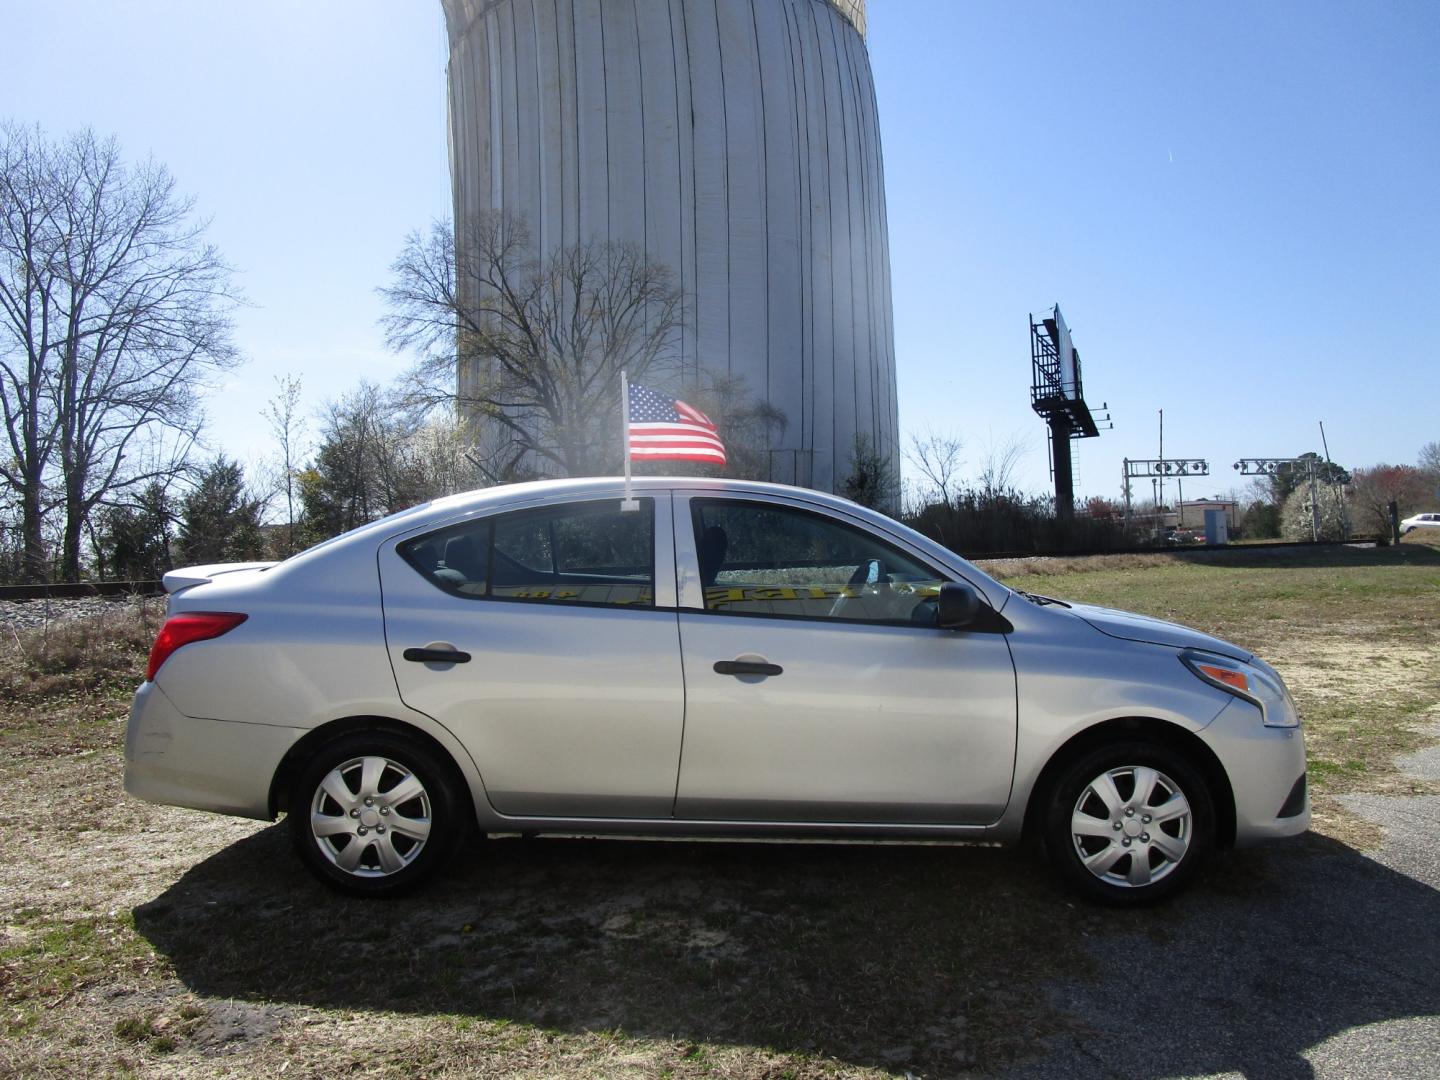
399 498 655 608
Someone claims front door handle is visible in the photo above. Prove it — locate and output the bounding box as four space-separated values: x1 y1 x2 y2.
403 647 472 664
714 659 783 677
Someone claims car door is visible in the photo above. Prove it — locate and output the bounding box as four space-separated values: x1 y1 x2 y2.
673 493 1017 824
379 493 684 818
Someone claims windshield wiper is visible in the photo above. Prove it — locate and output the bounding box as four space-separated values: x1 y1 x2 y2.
1016 589 1071 608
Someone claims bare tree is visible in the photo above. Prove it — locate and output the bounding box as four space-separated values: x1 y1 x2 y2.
678 371 786 482
380 212 683 480
1349 463 1431 535
0 126 62 581
977 433 1030 497
263 374 306 557
0 124 240 580
905 428 965 507
1419 441 1440 485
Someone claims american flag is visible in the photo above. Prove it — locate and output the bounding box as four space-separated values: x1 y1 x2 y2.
627 383 727 466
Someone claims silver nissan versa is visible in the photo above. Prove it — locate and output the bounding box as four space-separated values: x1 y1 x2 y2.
124 477 1309 904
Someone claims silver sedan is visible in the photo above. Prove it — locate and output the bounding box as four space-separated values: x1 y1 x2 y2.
124 477 1309 904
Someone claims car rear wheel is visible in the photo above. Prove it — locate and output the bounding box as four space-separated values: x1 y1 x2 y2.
1043 739 1214 905
289 731 468 896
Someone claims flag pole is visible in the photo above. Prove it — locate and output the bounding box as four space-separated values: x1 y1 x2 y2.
619 369 638 511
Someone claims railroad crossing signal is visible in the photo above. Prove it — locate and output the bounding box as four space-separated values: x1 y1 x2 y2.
1120 458 1209 531
1124 459 1210 478
1234 458 1303 476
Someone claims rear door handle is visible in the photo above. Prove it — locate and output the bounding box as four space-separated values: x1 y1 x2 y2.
713 659 783 677
403 647 472 664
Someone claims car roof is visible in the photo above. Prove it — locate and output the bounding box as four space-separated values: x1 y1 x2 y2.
289 477 871 560
385 475 899 526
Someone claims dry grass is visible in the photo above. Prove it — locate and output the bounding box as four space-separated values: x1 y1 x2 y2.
1 599 161 704
976 552 1181 579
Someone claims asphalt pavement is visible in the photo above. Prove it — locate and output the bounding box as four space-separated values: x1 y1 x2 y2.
1009 722 1440 1080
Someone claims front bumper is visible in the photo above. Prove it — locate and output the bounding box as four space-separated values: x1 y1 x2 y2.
124 681 302 820
1202 698 1310 844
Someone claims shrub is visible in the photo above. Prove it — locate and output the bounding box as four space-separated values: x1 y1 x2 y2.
903 488 1130 557
1280 483 1348 541
0 602 159 704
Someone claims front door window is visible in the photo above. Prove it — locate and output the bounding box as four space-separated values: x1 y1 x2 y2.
691 499 946 624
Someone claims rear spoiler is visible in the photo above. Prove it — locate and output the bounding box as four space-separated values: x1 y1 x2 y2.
161 562 277 595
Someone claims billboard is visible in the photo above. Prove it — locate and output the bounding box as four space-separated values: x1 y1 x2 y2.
1053 305 1079 401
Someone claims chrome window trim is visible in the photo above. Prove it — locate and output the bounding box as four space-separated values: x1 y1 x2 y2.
390 494 674 611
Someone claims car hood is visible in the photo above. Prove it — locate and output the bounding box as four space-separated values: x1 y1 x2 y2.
1065 602 1252 661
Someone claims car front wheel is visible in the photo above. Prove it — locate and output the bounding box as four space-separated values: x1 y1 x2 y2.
289 731 468 896
1043 740 1215 905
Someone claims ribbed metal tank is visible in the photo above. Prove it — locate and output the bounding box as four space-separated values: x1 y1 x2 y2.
441 0 896 494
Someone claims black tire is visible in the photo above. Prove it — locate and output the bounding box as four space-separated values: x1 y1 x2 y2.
288 730 469 897
1042 739 1215 906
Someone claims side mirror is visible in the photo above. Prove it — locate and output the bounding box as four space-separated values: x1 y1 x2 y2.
936 581 982 630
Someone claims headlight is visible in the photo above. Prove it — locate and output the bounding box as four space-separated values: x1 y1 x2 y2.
1181 650 1299 728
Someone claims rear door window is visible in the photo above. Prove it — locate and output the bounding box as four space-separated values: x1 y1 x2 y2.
400 498 655 608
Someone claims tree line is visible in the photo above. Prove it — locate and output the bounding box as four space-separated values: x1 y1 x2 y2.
84 389 479 581
899 437 1440 555
0 124 237 582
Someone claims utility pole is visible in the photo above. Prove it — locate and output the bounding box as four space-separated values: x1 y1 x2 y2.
1121 461 1132 532
1158 410 1165 516
1319 420 1350 537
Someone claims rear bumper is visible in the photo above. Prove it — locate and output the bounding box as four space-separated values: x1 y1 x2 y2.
124 681 302 820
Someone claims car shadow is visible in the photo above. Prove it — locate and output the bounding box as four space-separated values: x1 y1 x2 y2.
134 827 1439 1078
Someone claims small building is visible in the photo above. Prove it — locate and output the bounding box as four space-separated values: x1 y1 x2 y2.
1178 498 1240 531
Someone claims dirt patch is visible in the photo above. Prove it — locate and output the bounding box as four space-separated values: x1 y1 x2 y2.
1279 632 1440 832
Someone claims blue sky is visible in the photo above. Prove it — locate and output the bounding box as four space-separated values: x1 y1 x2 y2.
9 1 1438 502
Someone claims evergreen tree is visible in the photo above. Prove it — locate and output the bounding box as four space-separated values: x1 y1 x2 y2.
177 458 265 565
841 434 898 512
297 384 429 546
94 482 174 580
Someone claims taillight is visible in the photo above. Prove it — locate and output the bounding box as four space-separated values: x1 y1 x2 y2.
146 612 248 681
